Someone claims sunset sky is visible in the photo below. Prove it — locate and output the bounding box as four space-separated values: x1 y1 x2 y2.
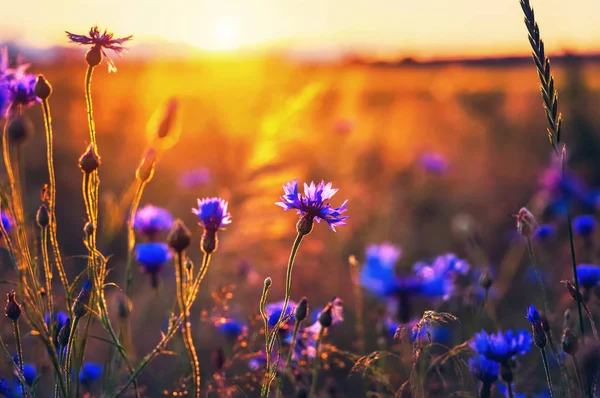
2 0 600 57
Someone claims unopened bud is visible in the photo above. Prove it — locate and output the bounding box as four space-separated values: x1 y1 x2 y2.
532 323 547 349
478 269 493 290
156 99 178 139
5 291 21 321
34 75 52 100
72 280 92 318
186 259 193 272
167 219 192 253
135 148 157 183
7 115 33 145
264 277 272 289
86 45 102 67
78 144 101 174
295 297 309 323
561 328 579 356
58 318 71 347
36 204 50 228
318 304 333 328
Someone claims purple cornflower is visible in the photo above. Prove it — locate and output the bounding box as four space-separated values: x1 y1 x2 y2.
66 26 133 72
573 215 596 237
414 253 470 300
470 329 532 364
134 205 174 239
276 179 348 233
135 242 172 287
468 355 499 385
526 305 546 348
575 264 600 288
418 152 449 175
192 197 231 232
79 362 102 385
359 243 402 297
0 48 39 112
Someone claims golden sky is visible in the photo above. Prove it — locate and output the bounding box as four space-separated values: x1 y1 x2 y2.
2 0 600 57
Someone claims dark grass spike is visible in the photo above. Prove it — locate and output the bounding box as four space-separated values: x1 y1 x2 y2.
520 0 562 152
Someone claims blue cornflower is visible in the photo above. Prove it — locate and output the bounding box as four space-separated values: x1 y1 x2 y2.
79 362 102 385
134 205 174 238
470 329 532 364
45 311 69 332
135 242 171 275
534 224 555 241
66 26 133 72
266 300 297 329
215 317 246 340
5 73 38 108
418 152 449 175
192 197 231 231
359 243 402 297
576 264 600 288
276 179 348 232
573 215 596 237
526 305 546 348
21 364 35 386
468 355 499 385
414 253 470 300
1 211 13 234
525 305 541 323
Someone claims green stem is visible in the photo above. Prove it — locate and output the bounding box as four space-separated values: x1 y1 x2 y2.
277 321 301 396
259 279 272 398
124 180 145 298
13 320 26 397
572 356 588 398
541 348 555 398
84 65 97 146
526 238 551 318
0 331 31 397
308 328 325 398
65 317 80 396
55 348 64 398
176 252 201 398
546 331 572 398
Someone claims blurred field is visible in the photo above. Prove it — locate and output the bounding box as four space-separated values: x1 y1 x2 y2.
4 52 600 395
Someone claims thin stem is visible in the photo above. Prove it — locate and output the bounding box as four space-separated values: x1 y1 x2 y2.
84 65 97 146
540 348 555 398
259 279 272 398
572 356 588 398
507 382 514 398
41 226 55 336
65 317 80 396
308 328 325 398
0 331 31 397
546 331 572 398
526 238 551 317
566 202 586 343
124 180 145 298
349 256 365 353
12 320 26 397
479 382 491 398
56 348 65 398
277 321 301 396
175 252 201 398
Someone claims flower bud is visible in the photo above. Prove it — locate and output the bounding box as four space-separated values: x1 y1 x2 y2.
135 148 157 183
295 297 309 323
36 204 50 228
5 291 21 321
167 219 192 253
296 215 314 236
264 277 272 289
72 280 92 319
318 305 333 328
478 268 493 291
186 258 193 272
516 207 538 238
79 144 101 174
561 328 579 356
34 75 52 100
58 318 71 347
156 99 178 139
7 115 33 145
86 45 102 67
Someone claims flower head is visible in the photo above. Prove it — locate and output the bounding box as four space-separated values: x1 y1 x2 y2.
0 211 12 234
525 305 541 323
0 49 39 113
573 215 596 237
135 242 171 275
276 179 348 232
468 355 499 385
266 300 297 329
576 264 600 288
79 362 102 385
414 253 470 300
192 197 231 231
470 329 531 364
134 205 174 238
66 26 133 72
359 243 402 297
526 305 546 348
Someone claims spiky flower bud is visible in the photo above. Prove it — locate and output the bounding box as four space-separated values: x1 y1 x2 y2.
34 75 52 100
5 291 21 321
186 258 193 272
58 318 71 347
78 144 101 174
135 148 157 183
7 115 33 145
86 46 102 67
36 204 50 228
561 328 579 356
516 207 538 238
72 280 92 319
167 219 192 253
318 304 333 328
296 215 314 236
295 297 309 323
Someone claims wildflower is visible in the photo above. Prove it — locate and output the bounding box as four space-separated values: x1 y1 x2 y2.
304 298 343 336
5 291 21 321
78 144 101 174
478 268 493 291
214 317 246 340
359 243 402 297
276 179 348 234
167 219 192 253
418 152 449 175
178 167 211 189
66 26 133 72
470 329 532 364
561 328 579 356
515 207 538 238
134 205 174 239
72 280 92 319
573 215 596 237
1 211 12 234
0 51 39 110
534 224 556 241
468 354 499 385
267 300 297 329
79 362 102 385
57 318 71 347
526 305 546 349
135 242 172 288
575 264 600 289
414 253 470 300
192 197 231 254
